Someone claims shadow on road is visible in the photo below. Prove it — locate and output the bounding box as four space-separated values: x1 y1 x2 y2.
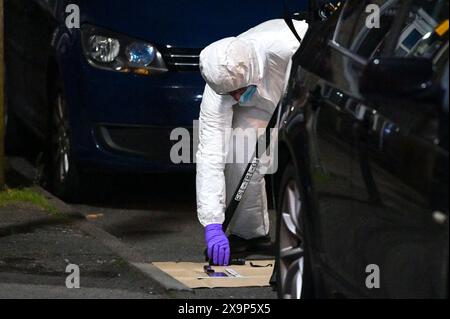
79 172 197 210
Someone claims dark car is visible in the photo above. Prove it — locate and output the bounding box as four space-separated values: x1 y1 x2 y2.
273 0 449 298
4 0 299 201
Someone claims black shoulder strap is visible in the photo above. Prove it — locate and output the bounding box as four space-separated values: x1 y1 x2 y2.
283 0 303 43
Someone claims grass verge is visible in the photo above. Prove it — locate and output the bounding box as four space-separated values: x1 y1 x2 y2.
0 188 59 215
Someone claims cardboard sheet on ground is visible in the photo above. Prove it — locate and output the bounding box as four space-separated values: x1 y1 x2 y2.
153 260 275 289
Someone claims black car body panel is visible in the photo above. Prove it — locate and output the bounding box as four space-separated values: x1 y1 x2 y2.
274 0 449 298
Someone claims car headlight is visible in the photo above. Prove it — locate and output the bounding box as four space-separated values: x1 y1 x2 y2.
126 43 156 67
81 25 168 75
88 35 121 63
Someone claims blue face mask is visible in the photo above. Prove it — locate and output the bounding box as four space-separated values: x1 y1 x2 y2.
239 86 257 105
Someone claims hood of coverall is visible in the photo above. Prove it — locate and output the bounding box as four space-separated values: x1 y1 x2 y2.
199 37 261 95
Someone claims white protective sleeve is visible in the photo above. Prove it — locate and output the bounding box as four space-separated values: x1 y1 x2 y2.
196 84 234 226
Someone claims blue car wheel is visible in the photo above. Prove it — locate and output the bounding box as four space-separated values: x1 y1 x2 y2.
48 80 81 202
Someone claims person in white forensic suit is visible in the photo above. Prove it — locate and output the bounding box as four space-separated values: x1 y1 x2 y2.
197 19 309 266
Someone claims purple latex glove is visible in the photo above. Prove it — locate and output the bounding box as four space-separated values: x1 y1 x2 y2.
205 224 230 266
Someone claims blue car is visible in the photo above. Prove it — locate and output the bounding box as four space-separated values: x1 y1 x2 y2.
5 0 307 200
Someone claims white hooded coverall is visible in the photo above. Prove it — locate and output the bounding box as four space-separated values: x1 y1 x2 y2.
197 19 309 240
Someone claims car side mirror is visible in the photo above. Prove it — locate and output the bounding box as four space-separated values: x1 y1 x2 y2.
360 57 434 97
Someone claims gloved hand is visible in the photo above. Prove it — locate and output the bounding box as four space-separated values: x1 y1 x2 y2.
205 224 230 266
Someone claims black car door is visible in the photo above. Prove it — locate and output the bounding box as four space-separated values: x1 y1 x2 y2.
354 0 449 298
300 0 448 297
295 0 405 298
311 0 449 298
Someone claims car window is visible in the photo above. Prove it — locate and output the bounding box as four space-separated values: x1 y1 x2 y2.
392 0 449 59
334 0 402 59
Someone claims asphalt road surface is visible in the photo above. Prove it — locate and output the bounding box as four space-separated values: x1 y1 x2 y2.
0 223 163 299
73 172 277 299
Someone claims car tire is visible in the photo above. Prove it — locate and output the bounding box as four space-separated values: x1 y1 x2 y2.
276 162 314 299
47 82 82 202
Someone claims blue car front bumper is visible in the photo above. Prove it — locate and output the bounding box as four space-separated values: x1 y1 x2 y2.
63 51 203 173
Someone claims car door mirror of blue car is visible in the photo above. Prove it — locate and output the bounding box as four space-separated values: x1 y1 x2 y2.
359 57 435 98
